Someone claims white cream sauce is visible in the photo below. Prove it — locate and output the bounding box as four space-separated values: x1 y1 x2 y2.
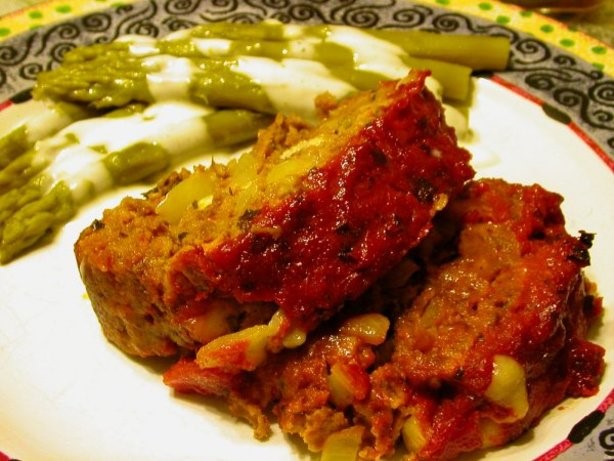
142 55 195 101
325 26 409 78
35 101 212 201
263 21 303 40
26 103 78 143
232 56 355 118
160 28 192 42
46 145 114 203
65 101 211 152
116 35 159 56
191 38 233 56
283 39 320 59
0 99 77 144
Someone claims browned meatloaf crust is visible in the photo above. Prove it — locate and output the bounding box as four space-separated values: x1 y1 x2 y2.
164 178 604 460
75 70 474 358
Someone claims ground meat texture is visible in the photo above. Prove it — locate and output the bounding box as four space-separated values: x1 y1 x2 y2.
75 70 473 358
376 180 605 460
165 179 604 461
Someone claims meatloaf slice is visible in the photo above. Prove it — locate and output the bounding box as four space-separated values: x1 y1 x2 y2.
164 179 604 460
75 70 474 358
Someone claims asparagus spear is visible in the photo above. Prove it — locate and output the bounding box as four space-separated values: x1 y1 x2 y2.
0 150 49 194
0 182 74 263
34 49 472 116
177 34 472 99
0 104 271 263
159 21 510 70
0 126 29 169
33 20 501 111
0 99 93 168
0 104 145 195
35 54 368 118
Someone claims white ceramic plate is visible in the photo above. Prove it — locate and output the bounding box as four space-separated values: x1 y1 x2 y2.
0 1 612 460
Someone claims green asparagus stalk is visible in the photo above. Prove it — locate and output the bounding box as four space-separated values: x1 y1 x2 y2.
36 52 471 114
0 126 29 169
34 55 370 117
0 99 93 169
158 22 510 70
0 104 145 195
34 51 471 116
0 182 74 263
32 20 505 110
0 106 272 263
0 179 46 225
0 150 49 194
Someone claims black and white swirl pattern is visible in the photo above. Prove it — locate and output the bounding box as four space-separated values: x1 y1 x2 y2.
600 426 614 458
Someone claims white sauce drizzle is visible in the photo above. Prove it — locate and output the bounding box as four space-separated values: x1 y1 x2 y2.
35 101 212 202
192 38 234 56
191 37 319 60
66 101 211 152
26 103 77 143
0 100 76 144
46 145 114 203
116 34 159 56
155 116 213 154
142 55 195 101
278 23 303 39
232 57 355 118
326 27 409 78
283 39 319 59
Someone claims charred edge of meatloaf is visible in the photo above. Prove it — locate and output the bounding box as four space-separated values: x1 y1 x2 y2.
75 69 474 358
164 179 604 461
